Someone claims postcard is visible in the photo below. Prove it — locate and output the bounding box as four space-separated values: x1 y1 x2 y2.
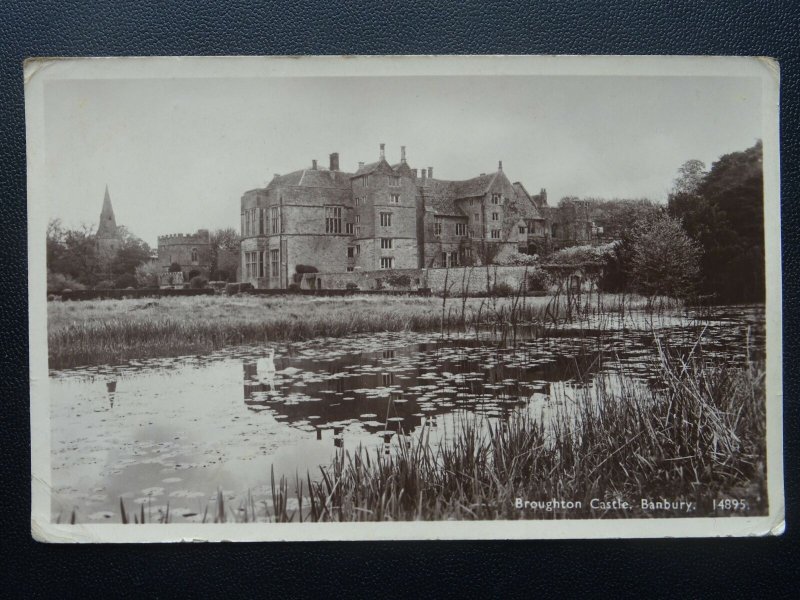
26 55 783 541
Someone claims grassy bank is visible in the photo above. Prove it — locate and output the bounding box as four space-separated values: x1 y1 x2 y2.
48 292 657 369
88 346 765 524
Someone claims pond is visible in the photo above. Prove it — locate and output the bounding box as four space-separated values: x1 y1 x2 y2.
49 305 765 523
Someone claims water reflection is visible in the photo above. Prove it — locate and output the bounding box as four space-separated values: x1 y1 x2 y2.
49 305 766 522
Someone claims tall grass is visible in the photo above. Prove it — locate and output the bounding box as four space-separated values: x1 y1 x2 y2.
296 347 766 520
48 292 659 369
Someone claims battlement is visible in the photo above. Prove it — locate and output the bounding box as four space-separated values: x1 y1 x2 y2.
158 229 210 245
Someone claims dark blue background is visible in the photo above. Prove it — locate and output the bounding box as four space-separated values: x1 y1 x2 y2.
1 1 797 596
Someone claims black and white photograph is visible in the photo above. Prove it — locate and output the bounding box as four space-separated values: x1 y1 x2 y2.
26 55 783 542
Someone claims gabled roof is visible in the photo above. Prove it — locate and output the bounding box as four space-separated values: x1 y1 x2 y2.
266 169 354 190
513 182 545 220
452 172 498 199
417 179 462 216
415 169 503 217
352 159 396 178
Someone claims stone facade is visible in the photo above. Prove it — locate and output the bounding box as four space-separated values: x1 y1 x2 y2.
240 144 598 289
157 230 213 279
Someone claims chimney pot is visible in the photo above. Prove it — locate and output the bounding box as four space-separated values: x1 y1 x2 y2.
329 152 339 171
498 160 503 171
427 167 433 179
359 161 365 169
379 143 385 160
312 159 318 170
401 146 407 163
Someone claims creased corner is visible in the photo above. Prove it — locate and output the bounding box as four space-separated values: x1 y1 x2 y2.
23 57 66 87
756 56 780 83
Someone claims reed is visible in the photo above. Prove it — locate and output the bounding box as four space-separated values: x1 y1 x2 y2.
100 342 764 524
298 347 766 520
48 292 659 368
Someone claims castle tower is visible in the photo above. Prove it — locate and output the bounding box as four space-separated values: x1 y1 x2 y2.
96 185 120 263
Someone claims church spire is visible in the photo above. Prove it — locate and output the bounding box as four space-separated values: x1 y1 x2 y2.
96 184 117 238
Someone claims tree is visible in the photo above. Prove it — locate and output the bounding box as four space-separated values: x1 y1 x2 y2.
135 262 161 288
583 197 660 240
111 226 151 277
629 213 701 301
672 159 707 196
47 221 100 287
210 228 240 280
668 141 764 302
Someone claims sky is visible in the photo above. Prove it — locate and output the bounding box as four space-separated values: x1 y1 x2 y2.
44 74 762 247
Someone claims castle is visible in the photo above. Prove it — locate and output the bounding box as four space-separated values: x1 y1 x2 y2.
240 144 595 289
157 230 213 279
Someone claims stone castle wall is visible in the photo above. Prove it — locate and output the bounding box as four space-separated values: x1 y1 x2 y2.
157 230 212 274
307 265 539 294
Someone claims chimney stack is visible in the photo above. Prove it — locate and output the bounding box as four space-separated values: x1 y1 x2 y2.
379 143 385 160
421 168 427 180
498 160 503 171
358 161 365 169
312 159 318 170
401 146 407 164
412 168 418 178
427 167 433 179
329 152 339 171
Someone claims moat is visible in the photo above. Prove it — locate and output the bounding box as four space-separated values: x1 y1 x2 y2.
49 305 765 523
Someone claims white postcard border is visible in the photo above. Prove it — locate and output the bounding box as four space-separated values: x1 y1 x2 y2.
26 55 784 542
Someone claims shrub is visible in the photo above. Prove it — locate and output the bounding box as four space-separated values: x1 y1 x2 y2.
385 273 412 288
288 283 301 292
189 275 208 289
549 242 618 266
492 282 515 297
239 282 254 294
95 279 115 290
500 251 539 266
526 268 552 292
47 271 86 292
168 262 183 273
224 282 253 295
187 269 201 280
345 282 359 291
114 273 138 289
135 262 161 288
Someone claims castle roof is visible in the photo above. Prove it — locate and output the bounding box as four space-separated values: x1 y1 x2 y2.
513 182 545 220
96 185 118 239
352 161 381 176
267 168 354 190
452 172 499 199
415 170 501 217
417 179 462 217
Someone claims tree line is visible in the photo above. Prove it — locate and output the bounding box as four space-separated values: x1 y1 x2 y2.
47 222 241 291
543 140 764 304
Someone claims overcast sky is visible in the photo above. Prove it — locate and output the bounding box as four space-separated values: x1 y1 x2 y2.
44 74 762 246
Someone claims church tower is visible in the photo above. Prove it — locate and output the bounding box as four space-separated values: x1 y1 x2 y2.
96 185 120 263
